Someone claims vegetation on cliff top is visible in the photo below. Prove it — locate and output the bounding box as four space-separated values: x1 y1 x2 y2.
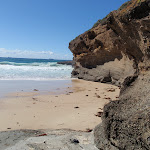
92 0 145 28
92 14 110 28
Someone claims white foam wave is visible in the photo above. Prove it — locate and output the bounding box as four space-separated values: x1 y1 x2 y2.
0 62 73 80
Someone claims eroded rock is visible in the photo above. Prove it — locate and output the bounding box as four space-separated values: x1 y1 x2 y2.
69 0 150 149
69 0 150 86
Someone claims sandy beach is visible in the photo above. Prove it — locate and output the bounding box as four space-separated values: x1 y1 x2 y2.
0 79 120 132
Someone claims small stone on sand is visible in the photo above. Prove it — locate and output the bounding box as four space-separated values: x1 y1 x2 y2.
33 89 38 91
95 93 101 98
104 97 111 100
70 139 79 144
74 106 79 109
107 88 115 92
95 111 103 117
86 128 93 132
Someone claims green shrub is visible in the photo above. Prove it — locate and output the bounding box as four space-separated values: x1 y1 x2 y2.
92 19 102 28
119 1 130 10
92 14 109 28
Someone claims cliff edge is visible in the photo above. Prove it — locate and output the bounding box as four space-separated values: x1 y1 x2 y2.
69 0 150 149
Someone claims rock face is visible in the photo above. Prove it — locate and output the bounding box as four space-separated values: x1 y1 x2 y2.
0 129 99 150
69 0 150 85
99 72 150 150
69 0 150 149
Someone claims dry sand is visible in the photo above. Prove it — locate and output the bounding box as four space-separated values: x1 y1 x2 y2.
0 79 120 132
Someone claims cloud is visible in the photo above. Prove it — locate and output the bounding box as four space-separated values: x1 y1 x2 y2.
0 48 73 60
0 48 54 59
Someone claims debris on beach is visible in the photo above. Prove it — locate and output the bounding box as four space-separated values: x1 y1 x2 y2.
37 133 47 137
95 111 103 117
95 93 101 98
33 89 39 91
74 106 79 109
32 97 38 100
107 88 116 92
86 128 93 132
96 95 101 98
104 97 111 100
70 139 79 144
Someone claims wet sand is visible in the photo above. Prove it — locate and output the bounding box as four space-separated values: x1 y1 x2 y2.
0 79 120 132
0 80 73 98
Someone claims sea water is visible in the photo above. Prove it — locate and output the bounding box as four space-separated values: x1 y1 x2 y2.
0 57 73 97
0 57 73 80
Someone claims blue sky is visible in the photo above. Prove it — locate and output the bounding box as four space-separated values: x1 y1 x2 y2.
0 0 128 60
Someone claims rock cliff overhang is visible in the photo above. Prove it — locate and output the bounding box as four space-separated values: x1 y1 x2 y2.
69 0 150 149
69 0 150 85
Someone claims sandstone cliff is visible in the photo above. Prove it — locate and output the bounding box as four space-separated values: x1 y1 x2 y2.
69 0 150 149
69 0 150 85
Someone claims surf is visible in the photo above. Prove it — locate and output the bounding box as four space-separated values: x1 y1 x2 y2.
0 57 73 80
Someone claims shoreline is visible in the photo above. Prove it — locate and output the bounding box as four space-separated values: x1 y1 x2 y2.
0 79 74 99
0 79 120 132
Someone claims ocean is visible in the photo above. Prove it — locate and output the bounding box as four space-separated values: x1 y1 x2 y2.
0 57 73 80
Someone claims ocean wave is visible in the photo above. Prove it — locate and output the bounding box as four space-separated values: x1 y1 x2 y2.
0 61 73 80
0 77 72 81
0 61 65 67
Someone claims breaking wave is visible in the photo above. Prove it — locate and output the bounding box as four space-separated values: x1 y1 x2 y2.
0 59 73 80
